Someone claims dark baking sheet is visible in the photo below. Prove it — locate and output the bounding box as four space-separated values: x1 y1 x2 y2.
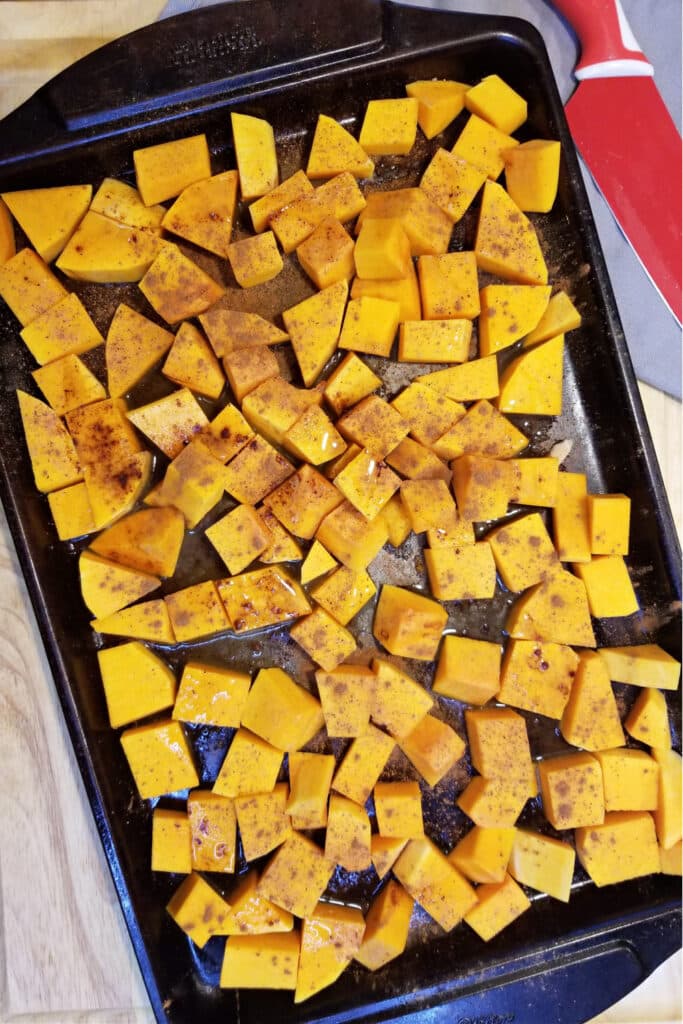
0 3 680 1023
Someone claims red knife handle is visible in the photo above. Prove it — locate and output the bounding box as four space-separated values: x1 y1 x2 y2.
552 0 654 79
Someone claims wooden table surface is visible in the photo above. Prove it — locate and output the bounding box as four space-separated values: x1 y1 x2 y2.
0 3 680 1022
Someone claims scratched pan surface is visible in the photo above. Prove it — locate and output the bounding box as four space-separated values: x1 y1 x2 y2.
0 2 680 1022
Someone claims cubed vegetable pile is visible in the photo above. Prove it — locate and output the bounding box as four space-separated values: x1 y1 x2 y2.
0 71 680 1005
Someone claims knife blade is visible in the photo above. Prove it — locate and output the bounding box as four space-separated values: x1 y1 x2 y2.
552 0 682 324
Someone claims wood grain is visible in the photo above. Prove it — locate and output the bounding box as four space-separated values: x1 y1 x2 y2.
0 4 680 1023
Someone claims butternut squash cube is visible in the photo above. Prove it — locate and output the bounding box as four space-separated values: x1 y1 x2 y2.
90 177 165 233
498 333 564 415
220 932 299 989
588 493 630 555
316 499 389 572
90 506 185 577
230 111 278 200
286 404 347 466
600 644 680 691
264 463 342 539
475 180 548 285
573 556 639 618
127 389 208 459
97 641 176 728
524 289 581 347
106 303 173 398
425 515 475 549
297 216 355 289
417 353 499 401
173 661 251 728
479 284 551 356
17 390 82 493
301 540 337 585
48 481 95 540
20 291 101 365
418 251 480 320
295 903 366 1004
499 639 578 719
451 455 518 521
290 605 357 671
162 322 225 400
420 147 486 223
325 793 372 871
560 650 624 751
449 826 516 884
258 507 303 564
221 869 293 935
356 187 452 256
398 318 471 363
311 565 376 626
374 781 423 838
324 351 381 415
355 879 414 970
223 435 294 505
315 664 374 738
625 687 672 748
652 748 682 849
2 184 91 263
354 217 411 281
235 784 292 861
257 833 335 918
151 808 191 873
162 170 238 257
406 79 469 138
269 191 326 253
538 751 604 830
433 635 501 705
134 134 210 206
0 248 67 326
432 398 527 462
503 139 561 213
287 751 335 829
659 841 682 876
200 305 288 357
595 749 659 812
553 471 591 563
465 75 527 134
338 295 400 357
425 543 497 601
488 512 558 592
139 244 225 324
56 211 163 283
385 438 451 484
92 599 175 645
337 394 410 459
159 439 227 527
217 566 310 633
206 503 271 575
508 829 575 901
224 343 281 402
307 113 374 179
213 728 282 798
335 449 400 521
249 169 314 233
464 873 530 941
452 114 519 180
379 491 417 549
576 811 660 886
359 98 419 156
79 550 160 619
371 657 433 740
241 666 323 751
167 873 231 948
227 230 283 288
351 263 422 322
188 790 237 873
393 837 477 931
373 583 447 661
67 395 141 471
282 279 348 386
333 723 395 805
393 381 465 449
457 775 529 828
509 456 559 507
164 580 231 641
83 451 152 532
465 707 533 781
399 714 466 787
121 719 199 799
371 836 408 879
